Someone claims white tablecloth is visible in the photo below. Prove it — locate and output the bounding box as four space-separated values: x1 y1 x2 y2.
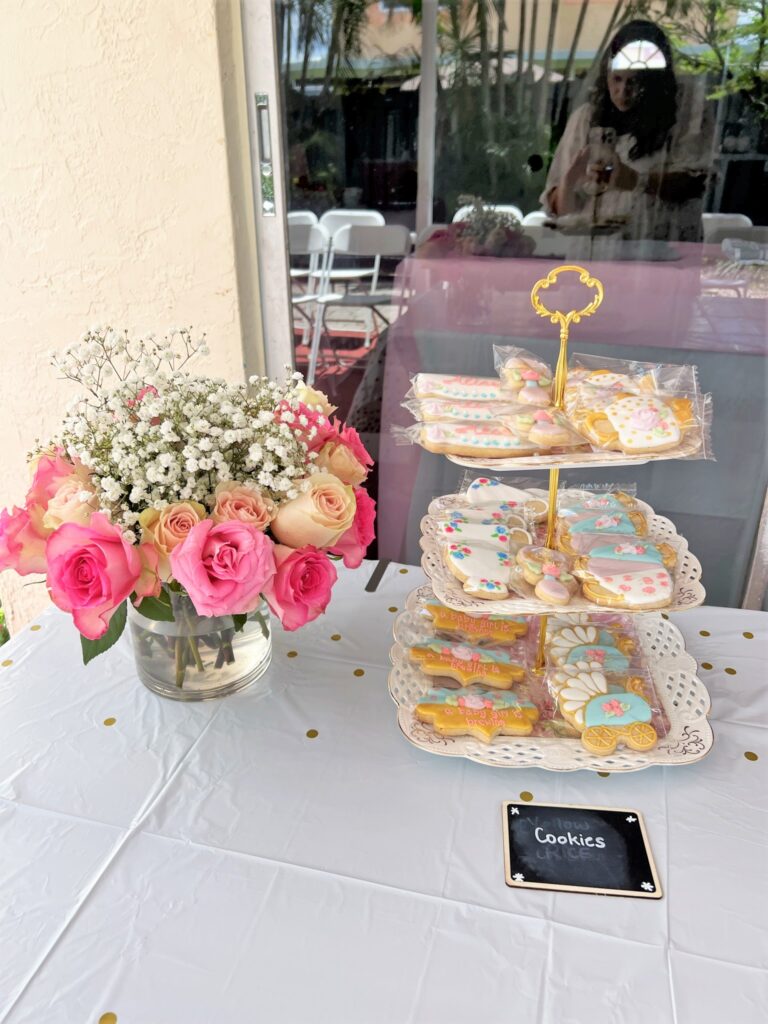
0 563 766 1024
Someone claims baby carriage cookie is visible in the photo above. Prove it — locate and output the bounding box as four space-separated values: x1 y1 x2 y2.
547 623 633 676
415 687 540 741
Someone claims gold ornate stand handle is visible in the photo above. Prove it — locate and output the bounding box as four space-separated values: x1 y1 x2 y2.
530 265 605 670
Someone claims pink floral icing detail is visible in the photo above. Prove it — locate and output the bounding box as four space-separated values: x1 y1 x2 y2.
594 515 620 529
615 543 646 556
585 648 605 662
602 698 629 718
630 407 661 430
541 562 561 577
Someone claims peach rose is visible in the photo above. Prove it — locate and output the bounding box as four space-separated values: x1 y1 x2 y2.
42 476 99 531
211 481 275 530
139 501 207 579
271 473 356 549
314 441 368 487
294 384 336 416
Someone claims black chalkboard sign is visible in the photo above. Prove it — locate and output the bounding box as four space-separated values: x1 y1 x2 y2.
502 801 662 898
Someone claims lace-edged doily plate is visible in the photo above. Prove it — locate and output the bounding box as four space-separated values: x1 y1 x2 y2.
444 434 703 472
420 509 705 616
388 585 712 772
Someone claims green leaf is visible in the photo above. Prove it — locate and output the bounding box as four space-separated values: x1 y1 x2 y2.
232 613 248 634
132 592 175 622
80 601 128 666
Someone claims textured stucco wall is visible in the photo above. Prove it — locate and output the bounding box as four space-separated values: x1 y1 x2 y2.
0 0 255 628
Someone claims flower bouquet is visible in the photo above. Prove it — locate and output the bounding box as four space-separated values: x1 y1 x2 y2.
415 195 535 260
0 327 375 698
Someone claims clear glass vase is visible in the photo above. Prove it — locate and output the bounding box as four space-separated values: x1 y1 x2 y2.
128 591 272 701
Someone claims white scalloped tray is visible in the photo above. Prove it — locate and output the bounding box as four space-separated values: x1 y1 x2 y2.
427 489 654 521
388 585 712 772
443 433 703 472
420 505 705 616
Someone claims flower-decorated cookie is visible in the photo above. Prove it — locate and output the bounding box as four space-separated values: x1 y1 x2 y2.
581 393 694 454
420 422 539 458
423 602 528 643
571 541 676 610
558 490 637 513
415 687 540 741
465 477 548 520
500 408 583 450
547 624 633 675
499 356 552 406
551 662 657 755
415 398 516 423
556 510 648 556
443 540 514 600
408 640 525 688
516 545 578 605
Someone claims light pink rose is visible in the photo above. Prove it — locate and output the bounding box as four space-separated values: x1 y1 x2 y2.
139 501 206 580
336 424 373 476
27 453 90 510
42 476 99 531
0 505 48 575
170 520 276 617
281 401 337 453
263 544 337 631
14 453 96 562
271 474 356 549
329 488 376 568
211 481 275 530
45 513 143 639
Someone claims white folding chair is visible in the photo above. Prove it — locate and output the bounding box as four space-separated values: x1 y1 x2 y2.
307 224 411 385
701 213 752 244
522 210 548 226
287 210 319 226
452 202 523 224
319 208 385 237
288 224 330 345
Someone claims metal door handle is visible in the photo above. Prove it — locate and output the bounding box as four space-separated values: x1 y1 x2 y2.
255 93 275 216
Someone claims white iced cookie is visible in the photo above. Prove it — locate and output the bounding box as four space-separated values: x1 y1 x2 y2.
419 422 538 458
443 540 514 600
412 374 508 402
581 567 673 609
416 399 512 423
465 477 549 519
603 394 681 453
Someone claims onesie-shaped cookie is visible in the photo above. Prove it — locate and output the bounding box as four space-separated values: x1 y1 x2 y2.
465 477 548 519
420 422 538 458
423 603 529 643
547 624 633 676
552 662 657 756
408 641 525 688
581 393 693 454
415 687 540 741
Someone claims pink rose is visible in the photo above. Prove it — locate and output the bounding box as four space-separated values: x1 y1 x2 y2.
212 481 275 530
27 453 89 509
170 520 276 617
139 501 207 580
336 424 373 476
0 505 48 575
271 473 355 549
263 544 337 631
46 513 143 639
329 488 376 568
282 401 337 453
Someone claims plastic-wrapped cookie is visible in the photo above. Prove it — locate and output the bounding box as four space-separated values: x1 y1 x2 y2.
556 509 648 556
547 623 633 675
408 640 525 688
422 602 529 643
516 545 578 605
420 422 539 458
415 687 540 742
412 374 509 403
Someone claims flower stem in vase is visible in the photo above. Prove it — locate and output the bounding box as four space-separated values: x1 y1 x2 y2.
175 636 186 688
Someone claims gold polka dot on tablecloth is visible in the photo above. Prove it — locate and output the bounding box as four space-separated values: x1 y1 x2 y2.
353 668 365 677
103 717 116 727
725 667 737 676
388 606 398 613
306 729 318 739
286 650 298 658
399 568 408 574
699 629 710 637
330 634 341 641
661 613 669 620
99 1014 117 1024
743 631 754 639
700 662 712 670
597 771 610 778
519 791 534 802
744 751 759 762
1 659 12 668
30 624 42 632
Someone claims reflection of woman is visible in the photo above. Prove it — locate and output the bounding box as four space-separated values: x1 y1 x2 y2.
542 20 708 241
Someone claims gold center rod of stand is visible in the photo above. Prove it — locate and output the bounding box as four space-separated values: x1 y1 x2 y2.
530 266 605 670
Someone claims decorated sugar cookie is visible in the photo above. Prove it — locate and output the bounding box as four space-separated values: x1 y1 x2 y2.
423 603 528 643
556 510 648 556
443 540 514 600
516 545 578 606
415 687 540 741
408 641 525 688
500 408 581 449
500 356 552 406
559 490 636 512
579 567 674 610
420 422 538 458
465 478 548 520
412 374 508 403
581 393 693 454
547 624 632 675
573 540 677 575
552 663 657 755
415 399 512 423
436 507 528 535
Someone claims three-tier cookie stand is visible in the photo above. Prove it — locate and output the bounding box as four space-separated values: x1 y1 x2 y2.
388 264 713 772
